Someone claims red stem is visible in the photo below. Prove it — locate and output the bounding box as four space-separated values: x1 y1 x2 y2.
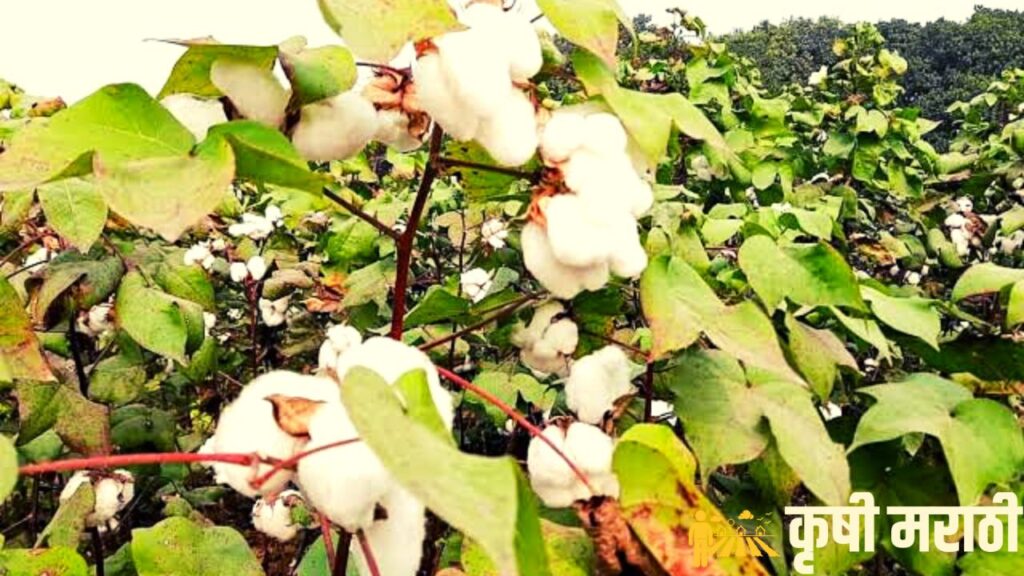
436 366 594 493
19 452 256 475
249 438 361 490
357 530 381 576
390 126 444 340
320 515 336 569
322 187 401 241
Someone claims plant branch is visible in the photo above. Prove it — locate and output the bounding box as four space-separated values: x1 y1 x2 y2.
19 452 257 475
355 62 409 77
419 294 536 351
319 515 336 570
643 363 654 423
0 233 43 268
580 329 651 361
333 531 352 576
436 366 594 493
322 188 401 241
90 527 105 576
390 126 445 340
437 157 537 181
357 530 381 576
249 438 361 490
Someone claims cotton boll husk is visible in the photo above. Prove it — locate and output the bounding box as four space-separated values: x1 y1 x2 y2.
436 31 514 120
540 111 586 163
526 426 582 508
210 372 340 497
352 487 426 576
160 94 227 141
565 346 635 424
521 222 609 299
332 337 454 429
543 194 612 268
297 402 394 531
292 92 377 162
474 90 538 167
412 54 479 140
374 109 424 152
580 113 628 157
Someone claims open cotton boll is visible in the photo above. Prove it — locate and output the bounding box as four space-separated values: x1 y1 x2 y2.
436 31 514 120
60 470 134 528
513 302 578 376
521 222 610 299
318 323 364 374
160 94 227 141
565 346 635 424
292 92 377 162
412 54 479 141
504 18 544 82
332 337 454 428
297 402 394 531
209 371 339 497
580 113 629 158
252 490 304 542
526 426 583 508
352 487 426 576
374 109 424 152
540 111 587 164
543 194 612 268
563 423 620 498
608 218 649 278
474 90 538 167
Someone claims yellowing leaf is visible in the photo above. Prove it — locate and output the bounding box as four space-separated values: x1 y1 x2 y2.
0 276 54 383
317 0 461 63
537 0 632 69
37 177 108 250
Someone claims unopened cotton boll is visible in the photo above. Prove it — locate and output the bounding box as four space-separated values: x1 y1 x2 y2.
521 221 609 300
252 490 304 542
209 371 339 497
317 323 364 374
292 92 378 162
297 402 393 531
474 90 538 167
526 422 619 508
565 346 635 424
161 94 227 140
332 337 454 428
351 487 425 576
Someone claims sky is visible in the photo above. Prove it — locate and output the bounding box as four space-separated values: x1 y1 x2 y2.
3 0 1023 103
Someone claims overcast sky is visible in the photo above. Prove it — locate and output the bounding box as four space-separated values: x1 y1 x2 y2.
4 1 1023 103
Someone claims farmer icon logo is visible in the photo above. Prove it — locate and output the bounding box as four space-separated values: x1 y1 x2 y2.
690 509 780 568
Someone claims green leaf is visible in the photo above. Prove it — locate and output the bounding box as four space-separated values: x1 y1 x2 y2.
861 286 941 349
952 263 1024 301
904 336 1024 381
156 258 216 311
342 259 396 309
467 371 554 427
15 381 111 455
441 141 523 202
823 132 855 158
37 177 108 250
537 0 632 69
855 109 888 137
0 84 195 190
612 424 771 575
96 134 234 242
0 276 54 383
664 350 769 474
0 435 16 503
393 369 453 443
738 236 866 311
279 41 357 105
158 41 279 99
830 306 892 360
39 481 94 549
115 271 203 363
404 287 470 328
340 366 549 576
851 374 1024 504
317 0 461 63
89 354 148 407
640 256 803 384
30 254 124 323
131 517 264 576
111 406 178 453
0 547 89 576
463 520 595 576
207 121 328 192
752 162 777 190
785 314 856 399
1008 281 1024 327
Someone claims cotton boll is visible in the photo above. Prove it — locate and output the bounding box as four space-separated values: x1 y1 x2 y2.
480 218 509 249
945 213 967 229
460 268 494 304
565 346 635 424
608 218 649 278
563 423 619 499
332 337 454 428
374 109 424 152
246 255 268 281
526 426 581 508
319 323 364 374
229 262 249 283
504 18 543 82
297 402 393 531
956 197 974 213
161 94 227 141
292 92 377 162
436 32 514 120
561 149 613 197
259 296 290 328
543 194 613 268
540 111 586 164
252 490 303 542
209 371 339 497
580 113 629 158
474 90 538 167
351 487 426 576
60 470 134 528
412 54 479 140
521 221 610 299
